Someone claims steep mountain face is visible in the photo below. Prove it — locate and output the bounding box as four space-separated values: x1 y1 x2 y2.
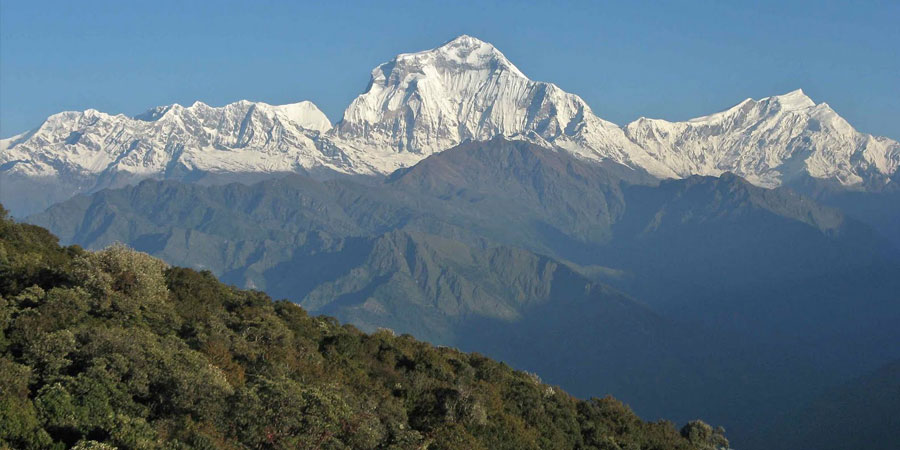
385 138 635 250
331 35 675 178
624 89 900 189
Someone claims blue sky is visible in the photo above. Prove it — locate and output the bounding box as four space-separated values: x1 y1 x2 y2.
1 0 898 139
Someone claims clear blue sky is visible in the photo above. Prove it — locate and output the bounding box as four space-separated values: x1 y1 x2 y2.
1 0 898 139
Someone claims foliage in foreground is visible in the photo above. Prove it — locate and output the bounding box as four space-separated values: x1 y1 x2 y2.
0 206 727 449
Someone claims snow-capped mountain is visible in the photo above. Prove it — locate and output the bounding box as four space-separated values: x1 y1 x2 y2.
330 35 675 177
2 34 898 216
19 99 333 175
0 100 343 215
624 89 900 189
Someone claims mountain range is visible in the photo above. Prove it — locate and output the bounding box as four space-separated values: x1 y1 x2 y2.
3 35 899 450
3 35 898 216
28 139 900 448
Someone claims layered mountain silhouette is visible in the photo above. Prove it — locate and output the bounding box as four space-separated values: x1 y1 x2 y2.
29 139 900 448
5 34 898 450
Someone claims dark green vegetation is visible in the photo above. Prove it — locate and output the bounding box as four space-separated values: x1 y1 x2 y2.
28 139 900 448
0 208 729 449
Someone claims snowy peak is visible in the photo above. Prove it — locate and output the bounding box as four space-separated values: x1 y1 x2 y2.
425 34 526 78
372 34 526 85
0 98 345 215
335 34 532 149
272 101 332 132
769 89 816 110
625 90 899 188
134 100 332 133
685 89 816 126
333 34 674 178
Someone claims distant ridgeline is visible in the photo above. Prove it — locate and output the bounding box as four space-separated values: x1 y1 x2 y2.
0 206 728 450
3 36 898 217
23 138 900 449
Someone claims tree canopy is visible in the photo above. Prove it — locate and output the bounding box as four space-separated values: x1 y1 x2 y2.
0 205 727 449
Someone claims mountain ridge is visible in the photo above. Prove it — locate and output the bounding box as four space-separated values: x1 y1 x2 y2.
624 88 899 189
26 138 900 448
3 35 898 216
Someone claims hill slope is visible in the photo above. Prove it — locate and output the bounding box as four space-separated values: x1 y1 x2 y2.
28 139 900 448
0 207 727 449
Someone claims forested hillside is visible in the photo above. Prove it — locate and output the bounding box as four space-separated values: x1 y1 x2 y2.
28 139 900 448
0 206 728 449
